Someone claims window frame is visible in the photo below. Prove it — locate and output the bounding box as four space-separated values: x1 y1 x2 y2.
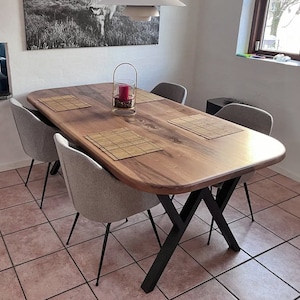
248 0 300 61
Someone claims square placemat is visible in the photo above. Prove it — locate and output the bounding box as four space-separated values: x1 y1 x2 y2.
85 128 163 160
38 95 91 112
136 90 165 103
168 114 243 139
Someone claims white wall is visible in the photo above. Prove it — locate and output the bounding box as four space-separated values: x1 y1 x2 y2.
0 0 198 171
191 0 300 181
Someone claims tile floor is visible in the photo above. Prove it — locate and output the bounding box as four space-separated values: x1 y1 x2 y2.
0 164 300 299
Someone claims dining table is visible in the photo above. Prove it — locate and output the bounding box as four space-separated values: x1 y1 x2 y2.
27 82 286 293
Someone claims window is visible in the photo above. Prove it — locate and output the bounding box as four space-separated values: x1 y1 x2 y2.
249 0 300 60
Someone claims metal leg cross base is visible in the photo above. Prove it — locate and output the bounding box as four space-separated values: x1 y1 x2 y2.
141 177 241 293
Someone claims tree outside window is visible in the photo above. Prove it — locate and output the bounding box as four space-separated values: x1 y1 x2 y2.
249 0 300 60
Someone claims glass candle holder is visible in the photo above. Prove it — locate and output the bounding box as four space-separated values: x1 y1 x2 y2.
112 63 137 116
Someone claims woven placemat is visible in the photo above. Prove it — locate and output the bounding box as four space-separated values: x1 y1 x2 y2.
85 128 163 160
168 114 243 139
38 95 91 112
136 90 165 103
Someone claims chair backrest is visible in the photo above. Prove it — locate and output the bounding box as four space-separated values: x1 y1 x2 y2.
215 103 273 184
9 98 58 162
215 103 273 135
53 133 159 223
151 82 187 105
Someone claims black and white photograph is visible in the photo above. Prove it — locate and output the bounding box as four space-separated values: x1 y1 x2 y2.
23 0 160 50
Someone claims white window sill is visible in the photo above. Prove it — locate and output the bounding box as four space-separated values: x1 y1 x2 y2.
236 54 300 67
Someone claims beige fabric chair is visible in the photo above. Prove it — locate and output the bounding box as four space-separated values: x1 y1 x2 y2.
151 82 187 105
9 98 59 208
53 133 161 286
208 103 273 243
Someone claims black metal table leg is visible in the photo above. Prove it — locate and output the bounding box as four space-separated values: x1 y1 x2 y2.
202 186 240 251
141 191 203 293
214 177 241 212
141 179 241 293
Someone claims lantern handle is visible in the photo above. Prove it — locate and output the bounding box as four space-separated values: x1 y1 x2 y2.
113 63 138 87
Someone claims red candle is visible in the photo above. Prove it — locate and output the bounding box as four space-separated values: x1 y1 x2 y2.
119 84 129 102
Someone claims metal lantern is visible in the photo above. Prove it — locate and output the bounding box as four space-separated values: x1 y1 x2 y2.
112 63 137 116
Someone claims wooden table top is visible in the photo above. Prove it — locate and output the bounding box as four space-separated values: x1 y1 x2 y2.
27 83 286 195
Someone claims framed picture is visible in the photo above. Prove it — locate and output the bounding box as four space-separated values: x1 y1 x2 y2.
23 0 160 50
0 43 12 100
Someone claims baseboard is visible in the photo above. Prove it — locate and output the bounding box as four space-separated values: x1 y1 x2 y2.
0 159 32 172
270 165 300 183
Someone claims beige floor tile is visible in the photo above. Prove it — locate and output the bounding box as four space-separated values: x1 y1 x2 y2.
139 247 212 299
91 264 166 300
38 192 76 221
0 184 34 209
256 167 278 178
270 174 300 194
218 260 299 300
17 163 53 182
26 174 67 201
0 202 47 235
290 236 300 249
16 250 84 300
50 284 97 300
254 206 300 240
172 192 190 205
182 232 251 276
256 242 300 291
148 202 170 217
229 186 273 216
279 195 300 218
51 214 106 246
228 217 283 256
113 219 164 261
154 213 209 244
222 204 246 223
110 212 151 232
0 238 12 271
68 235 134 281
0 268 25 299
4 223 63 265
175 279 236 300
248 178 297 204
193 197 245 227
194 201 215 225
244 171 265 184
0 170 23 188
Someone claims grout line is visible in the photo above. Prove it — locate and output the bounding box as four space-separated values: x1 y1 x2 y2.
0 233 28 299
253 254 300 294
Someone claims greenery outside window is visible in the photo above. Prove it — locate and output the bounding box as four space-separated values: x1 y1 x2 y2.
249 0 300 61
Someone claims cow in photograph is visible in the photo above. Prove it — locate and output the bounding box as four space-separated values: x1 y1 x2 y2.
87 0 117 36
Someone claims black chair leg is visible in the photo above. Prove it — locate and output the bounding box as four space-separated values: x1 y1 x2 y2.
66 212 80 245
25 159 34 186
50 160 60 175
147 209 162 248
207 218 214 245
39 162 51 209
96 223 111 286
244 183 254 221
